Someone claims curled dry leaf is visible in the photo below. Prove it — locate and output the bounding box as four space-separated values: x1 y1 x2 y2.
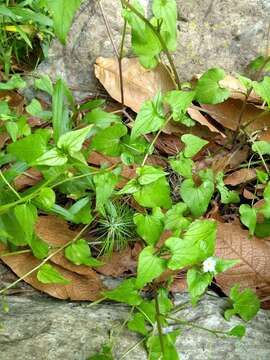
224 168 257 186
215 222 270 308
0 216 105 300
0 132 9 150
94 57 174 112
187 107 226 138
201 99 270 133
149 133 182 155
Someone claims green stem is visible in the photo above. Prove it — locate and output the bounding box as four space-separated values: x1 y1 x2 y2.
167 316 228 337
141 115 172 166
154 293 166 357
122 0 180 89
0 249 31 257
0 170 21 200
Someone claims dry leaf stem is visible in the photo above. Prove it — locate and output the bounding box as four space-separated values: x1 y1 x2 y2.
122 0 181 88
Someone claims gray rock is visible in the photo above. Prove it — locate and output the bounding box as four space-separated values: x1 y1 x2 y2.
0 293 269 360
37 0 270 95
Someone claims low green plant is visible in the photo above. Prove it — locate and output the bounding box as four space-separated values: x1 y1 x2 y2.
94 200 136 255
0 0 82 75
1 0 270 359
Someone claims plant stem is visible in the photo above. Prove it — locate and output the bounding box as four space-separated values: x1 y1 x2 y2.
0 223 92 295
0 170 21 200
119 338 146 360
167 316 228 337
141 115 172 166
154 293 166 357
122 0 181 88
0 249 31 257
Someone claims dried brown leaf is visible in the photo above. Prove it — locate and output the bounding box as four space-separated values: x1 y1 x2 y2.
215 222 270 307
97 243 142 277
224 168 257 186
94 57 174 112
201 98 270 133
14 168 43 191
219 75 261 103
0 216 105 300
187 107 226 137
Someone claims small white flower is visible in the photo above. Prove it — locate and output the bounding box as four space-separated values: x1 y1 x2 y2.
203 257 216 273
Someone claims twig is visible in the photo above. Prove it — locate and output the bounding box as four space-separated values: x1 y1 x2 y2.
98 0 127 107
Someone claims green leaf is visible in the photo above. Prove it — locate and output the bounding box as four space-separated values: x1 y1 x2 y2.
136 246 167 289
256 169 268 184
134 208 164 245
123 0 161 69
216 172 240 204
37 264 71 285
169 153 193 178
236 74 252 89
0 209 28 246
94 171 119 213
0 75 26 90
45 0 81 44
187 268 213 305
131 92 165 140
137 165 167 185
166 219 217 270
26 99 52 121
29 235 49 260
254 218 270 238
5 122 18 142
239 204 257 235
117 178 140 195
152 0 177 51
90 124 127 157
224 285 260 321
35 75 53 96
147 330 180 360
252 140 270 155
68 197 93 224
164 90 195 123
252 77 270 106
85 108 121 129
7 130 50 164
14 203 37 243
180 169 214 217
34 148 68 167
164 202 191 232
58 125 92 157
51 79 71 142
195 68 230 104
133 177 172 209
128 312 147 335
103 278 142 306
36 188 56 210
181 134 208 158
215 258 239 273
65 239 102 267
228 325 246 338
157 288 173 314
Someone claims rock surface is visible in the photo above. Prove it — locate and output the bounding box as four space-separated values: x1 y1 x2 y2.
0 291 270 360
37 0 270 94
